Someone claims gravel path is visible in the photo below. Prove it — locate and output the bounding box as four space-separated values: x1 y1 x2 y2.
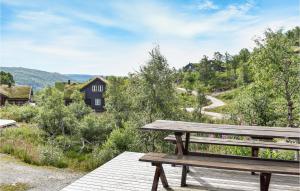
0 153 85 191
176 87 228 120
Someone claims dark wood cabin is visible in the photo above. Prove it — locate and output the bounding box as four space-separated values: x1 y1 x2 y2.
56 77 106 112
80 77 106 112
0 84 33 106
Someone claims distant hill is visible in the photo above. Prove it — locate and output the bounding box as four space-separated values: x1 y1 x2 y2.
65 74 95 82
0 67 102 90
0 67 71 90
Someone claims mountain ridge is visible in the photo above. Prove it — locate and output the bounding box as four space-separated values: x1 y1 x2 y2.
0 67 95 89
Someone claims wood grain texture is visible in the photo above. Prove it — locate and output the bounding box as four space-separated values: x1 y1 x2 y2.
139 152 300 175
62 152 300 191
164 135 300 150
141 120 300 139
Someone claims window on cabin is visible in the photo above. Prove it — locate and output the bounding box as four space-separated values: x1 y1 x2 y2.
95 98 101 106
92 85 96 92
98 85 103 92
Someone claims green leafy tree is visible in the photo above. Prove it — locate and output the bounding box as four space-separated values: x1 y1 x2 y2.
0 71 15 85
79 114 114 146
131 46 178 123
128 46 178 152
198 55 215 87
183 71 197 94
237 48 252 86
36 87 78 136
68 90 92 120
250 29 300 127
235 85 277 126
193 85 207 120
105 76 130 127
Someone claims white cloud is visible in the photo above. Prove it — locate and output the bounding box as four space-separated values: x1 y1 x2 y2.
1 0 299 75
196 0 219 10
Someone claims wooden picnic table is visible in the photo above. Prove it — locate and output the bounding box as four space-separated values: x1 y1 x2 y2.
140 120 300 190
141 120 300 140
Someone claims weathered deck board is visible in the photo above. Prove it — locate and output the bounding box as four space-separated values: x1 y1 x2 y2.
141 120 300 139
61 152 300 191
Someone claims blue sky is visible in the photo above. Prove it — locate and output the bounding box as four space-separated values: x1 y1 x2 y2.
0 0 299 75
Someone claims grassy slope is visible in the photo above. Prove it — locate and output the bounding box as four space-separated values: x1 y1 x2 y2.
205 88 243 113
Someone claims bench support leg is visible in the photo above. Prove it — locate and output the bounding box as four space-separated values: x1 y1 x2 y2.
260 173 271 191
151 163 169 191
251 147 259 175
175 132 184 155
184 133 190 173
172 145 178 167
181 165 188 187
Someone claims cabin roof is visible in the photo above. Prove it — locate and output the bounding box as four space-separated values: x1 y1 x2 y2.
79 77 107 90
0 85 32 99
55 77 107 99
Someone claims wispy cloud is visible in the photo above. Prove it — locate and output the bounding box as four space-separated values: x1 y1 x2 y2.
196 0 219 10
1 0 299 75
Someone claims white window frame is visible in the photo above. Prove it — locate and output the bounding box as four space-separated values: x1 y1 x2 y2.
98 85 103 92
95 98 101 106
92 85 96 92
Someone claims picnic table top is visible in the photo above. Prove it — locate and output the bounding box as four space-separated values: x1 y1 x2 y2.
141 120 300 139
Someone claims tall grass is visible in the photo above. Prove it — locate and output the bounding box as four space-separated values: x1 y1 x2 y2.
0 125 67 168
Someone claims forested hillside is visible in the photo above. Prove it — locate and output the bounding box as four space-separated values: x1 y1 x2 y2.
0 67 70 89
179 27 300 127
0 67 96 89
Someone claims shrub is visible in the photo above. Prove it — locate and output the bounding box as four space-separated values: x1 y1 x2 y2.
38 144 67 168
0 125 67 168
0 104 38 123
79 114 114 145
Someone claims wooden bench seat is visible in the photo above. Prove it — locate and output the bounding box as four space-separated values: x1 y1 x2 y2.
139 152 300 191
164 135 300 150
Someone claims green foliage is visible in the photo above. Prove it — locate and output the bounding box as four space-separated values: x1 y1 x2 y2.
0 71 15 85
182 72 197 93
0 104 38 123
177 92 196 108
68 90 92 120
236 48 252 86
105 76 131 127
234 85 278 126
130 46 179 123
250 28 300 127
36 87 78 136
0 183 32 191
179 48 253 92
193 85 207 119
79 114 114 145
0 125 66 168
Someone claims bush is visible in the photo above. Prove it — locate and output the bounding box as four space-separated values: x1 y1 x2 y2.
90 123 141 168
79 114 114 145
38 144 67 168
0 125 67 168
0 104 38 123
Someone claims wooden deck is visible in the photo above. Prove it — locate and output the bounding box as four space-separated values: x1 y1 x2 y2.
62 152 300 191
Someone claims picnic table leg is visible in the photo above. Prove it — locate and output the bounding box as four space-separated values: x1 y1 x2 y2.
174 132 189 187
151 163 169 191
172 144 178 167
251 146 259 175
184 133 190 173
260 173 271 191
175 132 184 155
181 165 188 187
